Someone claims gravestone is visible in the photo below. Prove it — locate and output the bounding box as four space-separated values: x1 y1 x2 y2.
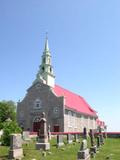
77 139 90 160
104 125 107 139
57 135 64 147
99 133 104 145
103 132 107 139
96 135 101 149
89 129 97 156
67 134 73 144
9 134 23 159
74 134 79 142
48 125 51 140
83 127 87 139
36 112 50 150
89 129 95 146
22 131 30 141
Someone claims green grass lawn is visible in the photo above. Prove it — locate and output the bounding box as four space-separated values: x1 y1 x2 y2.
0 138 120 160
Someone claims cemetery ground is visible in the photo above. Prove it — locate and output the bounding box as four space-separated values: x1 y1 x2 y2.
0 138 120 160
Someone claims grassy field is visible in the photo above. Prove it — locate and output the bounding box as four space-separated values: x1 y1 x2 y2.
0 138 120 160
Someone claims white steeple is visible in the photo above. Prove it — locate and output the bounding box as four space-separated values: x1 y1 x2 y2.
33 36 55 87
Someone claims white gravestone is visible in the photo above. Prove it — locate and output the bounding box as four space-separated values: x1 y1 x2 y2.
22 131 30 141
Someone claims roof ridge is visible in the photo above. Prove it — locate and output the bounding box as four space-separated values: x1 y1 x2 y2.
55 84 83 98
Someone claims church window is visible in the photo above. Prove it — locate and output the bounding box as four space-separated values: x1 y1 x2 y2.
73 113 77 128
42 66 44 71
68 111 72 127
87 116 90 128
53 107 59 118
48 58 50 63
34 99 42 109
50 67 52 73
43 57 46 63
80 115 84 130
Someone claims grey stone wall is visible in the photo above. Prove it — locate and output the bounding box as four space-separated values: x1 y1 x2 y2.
17 82 97 132
17 82 64 132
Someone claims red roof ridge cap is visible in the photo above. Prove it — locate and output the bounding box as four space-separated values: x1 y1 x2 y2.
55 84 82 98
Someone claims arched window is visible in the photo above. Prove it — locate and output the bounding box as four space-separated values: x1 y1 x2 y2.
68 111 72 127
42 66 44 72
48 58 50 63
50 67 52 73
34 99 42 109
43 57 46 63
73 113 77 128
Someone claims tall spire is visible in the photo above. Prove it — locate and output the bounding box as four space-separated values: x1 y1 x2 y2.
33 35 55 87
44 33 50 55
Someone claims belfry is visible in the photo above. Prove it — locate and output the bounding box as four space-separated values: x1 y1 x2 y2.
33 37 55 87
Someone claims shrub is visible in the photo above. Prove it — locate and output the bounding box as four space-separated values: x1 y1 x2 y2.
1 121 22 146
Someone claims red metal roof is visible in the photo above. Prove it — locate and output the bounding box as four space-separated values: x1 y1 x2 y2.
53 84 97 117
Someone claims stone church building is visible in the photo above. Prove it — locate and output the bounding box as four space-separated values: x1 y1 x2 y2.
17 37 98 132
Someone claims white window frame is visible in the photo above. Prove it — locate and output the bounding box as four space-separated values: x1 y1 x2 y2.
34 99 42 109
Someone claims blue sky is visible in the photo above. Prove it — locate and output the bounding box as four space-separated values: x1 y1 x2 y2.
0 0 120 131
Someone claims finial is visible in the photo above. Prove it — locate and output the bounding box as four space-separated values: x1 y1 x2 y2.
46 32 48 39
44 33 49 53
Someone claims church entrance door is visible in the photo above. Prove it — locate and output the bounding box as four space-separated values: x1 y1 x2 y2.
54 125 60 132
33 117 41 132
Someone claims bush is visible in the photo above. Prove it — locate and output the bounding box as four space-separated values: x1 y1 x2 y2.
1 121 22 146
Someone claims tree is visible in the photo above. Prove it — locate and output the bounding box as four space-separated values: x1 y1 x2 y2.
0 100 22 146
0 101 16 129
1 121 22 146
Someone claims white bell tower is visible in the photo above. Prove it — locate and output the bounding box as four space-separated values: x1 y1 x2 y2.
34 36 55 87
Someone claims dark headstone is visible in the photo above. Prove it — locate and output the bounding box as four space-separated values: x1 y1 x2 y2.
89 129 97 156
96 136 101 148
36 112 50 150
83 127 87 139
89 129 95 146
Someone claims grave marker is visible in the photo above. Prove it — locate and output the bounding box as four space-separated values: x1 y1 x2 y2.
83 127 87 139
22 131 30 141
36 112 50 150
77 139 90 160
48 125 51 140
89 129 97 156
9 134 23 159
57 135 64 147
67 134 73 144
